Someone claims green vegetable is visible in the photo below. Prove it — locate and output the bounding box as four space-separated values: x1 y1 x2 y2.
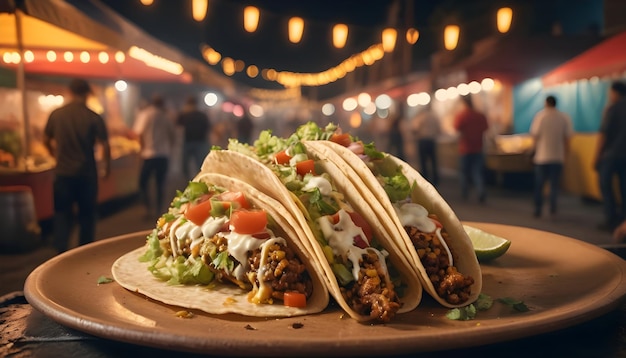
97 276 114 284
446 304 477 320
331 263 354 286
139 230 163 262
381 169 412 202
212 251 235 273
363 143 384 160
475 293 494 311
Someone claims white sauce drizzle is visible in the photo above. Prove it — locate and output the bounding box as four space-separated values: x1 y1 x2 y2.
392 202 453 266
317 209 388 281
250 237 285 303
302 176 332 196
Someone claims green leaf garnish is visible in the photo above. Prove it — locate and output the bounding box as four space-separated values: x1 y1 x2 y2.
97 276 114 284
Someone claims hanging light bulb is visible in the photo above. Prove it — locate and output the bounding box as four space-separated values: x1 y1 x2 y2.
444 24 460 50
406 28 419 44
333 24 348 49
192 0 208 22
140 0 154 5
243 6 259 32
497 7 513 33
381 28 397 52
289 17 304 43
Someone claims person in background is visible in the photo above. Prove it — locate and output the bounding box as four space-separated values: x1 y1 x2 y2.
43 78 111 253
453 95 489 203
594 81 626 231
412 103 441 186
530 95 574 218
133 95 176 219
176 95 211 179
388 109 406 160
236 110 253 144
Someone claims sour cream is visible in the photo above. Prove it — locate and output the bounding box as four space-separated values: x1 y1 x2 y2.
317 209 388 281
393 202 436 233
302 176 332 196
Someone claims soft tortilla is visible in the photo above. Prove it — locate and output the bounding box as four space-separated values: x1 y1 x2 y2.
201 149 423 321
306 140 482 308
112 173 329 317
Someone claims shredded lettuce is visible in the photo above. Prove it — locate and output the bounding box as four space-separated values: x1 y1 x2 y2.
139 230 163 262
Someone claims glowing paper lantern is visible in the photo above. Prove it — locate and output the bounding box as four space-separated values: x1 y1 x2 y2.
289 17 304 43
382 28 397 52
140 0 154 5
192 0 208 22
333 24 348 49
444 24 460 50
244 6 259 32
406 28 419 44
497 7 513 33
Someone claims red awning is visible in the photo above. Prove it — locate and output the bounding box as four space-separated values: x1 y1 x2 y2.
542 31 626 87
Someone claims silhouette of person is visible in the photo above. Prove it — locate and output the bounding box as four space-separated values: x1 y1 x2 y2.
133 95 176 218
412 104 441 186
453 96 489 203
176 96 211 179
43 78 111 253
530 95 573 218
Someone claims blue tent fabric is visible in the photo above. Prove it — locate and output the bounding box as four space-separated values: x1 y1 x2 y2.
513 78 610 134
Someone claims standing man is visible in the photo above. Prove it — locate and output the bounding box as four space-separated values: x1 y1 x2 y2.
44 78 111 253
530 95 574 218
176 96 211 179
412 104 441 186
594 81 626 231
453 95 489 203
133 95 176 219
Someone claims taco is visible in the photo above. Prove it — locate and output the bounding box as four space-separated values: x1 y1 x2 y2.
303 128 482 308
202 134 422 323
112 172 329 317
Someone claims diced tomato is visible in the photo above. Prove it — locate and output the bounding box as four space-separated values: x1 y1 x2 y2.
295 159 315 176
283 292 307 308
230 209 268 235
346 211 373 244
214 191 250 210
353 235 369 249
275 150 292 165
252 231 271 240
329 133 351 147
184 196 213 226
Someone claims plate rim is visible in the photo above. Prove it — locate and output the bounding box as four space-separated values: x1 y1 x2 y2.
24 222 626 356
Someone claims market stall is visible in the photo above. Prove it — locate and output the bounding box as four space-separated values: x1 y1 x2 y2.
540 30 626 200
0 0 204 220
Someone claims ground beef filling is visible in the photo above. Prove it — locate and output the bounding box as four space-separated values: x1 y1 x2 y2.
339 250 401 322
405 226 474 305
248 242 313 301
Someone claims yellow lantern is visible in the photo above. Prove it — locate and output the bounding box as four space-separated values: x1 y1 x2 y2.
444 24 459 50
406 28 419 44
192 0 208 22
244 6 259 32
333 24 348 49
289 17 304 43
381 28 397 53
497 7 513 33
140 0 154 5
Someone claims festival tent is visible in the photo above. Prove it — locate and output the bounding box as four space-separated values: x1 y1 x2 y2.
542 30 626 87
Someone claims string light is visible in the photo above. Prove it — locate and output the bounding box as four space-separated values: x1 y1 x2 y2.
406 28 419 44
497 7 513 33
192 0 208 22
244 6 259 32
444 24 460 50
333 24 348 49
382 28 397 52
289 17 304 43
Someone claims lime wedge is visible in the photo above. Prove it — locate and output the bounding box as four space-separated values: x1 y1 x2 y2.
463 225 511 262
